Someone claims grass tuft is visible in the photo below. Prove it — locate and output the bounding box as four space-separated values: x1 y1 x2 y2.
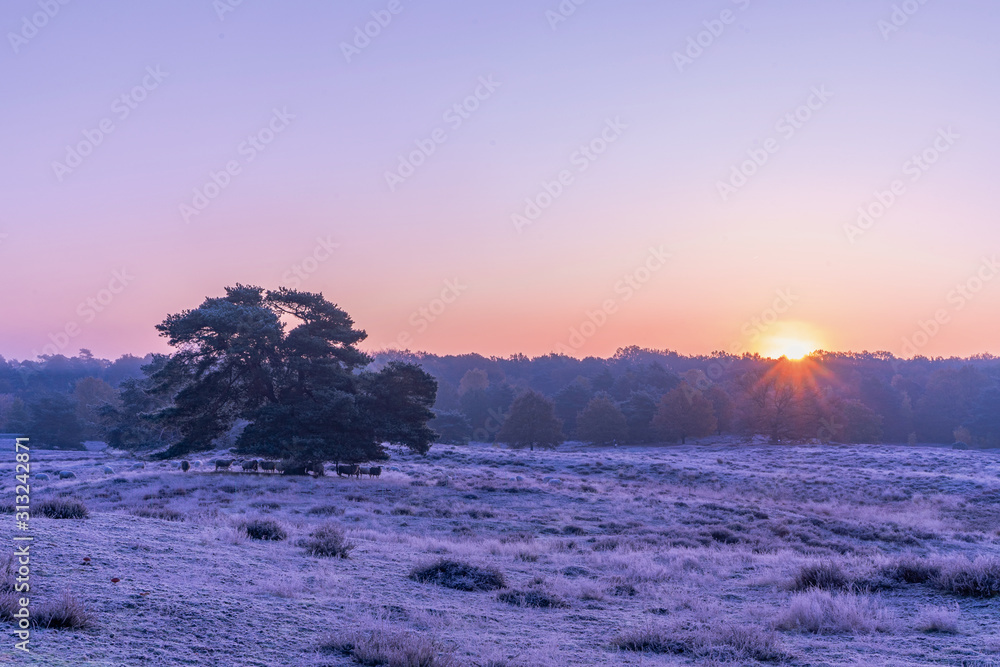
409 559 506 592
37 498 88 520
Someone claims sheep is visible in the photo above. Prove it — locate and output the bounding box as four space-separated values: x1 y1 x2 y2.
180 461 191 472
241 460 259 472
259 461 276 473
131 462 145 470
102 466 114 475
58 471 76 479
369 466 382 479
359 466 371 477
215 459 234 471
336 464 360 478
35 473 49 481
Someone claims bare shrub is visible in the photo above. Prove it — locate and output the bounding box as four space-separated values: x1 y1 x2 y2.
409 559 506 592
776 590 895 634
321 620 460 667
37 498 88 520
241 518 287 541
935 556 1000 598
299 523 354 558
915 604 961 634
792 561 849 591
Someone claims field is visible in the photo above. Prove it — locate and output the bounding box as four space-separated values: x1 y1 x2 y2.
3 440 1000 666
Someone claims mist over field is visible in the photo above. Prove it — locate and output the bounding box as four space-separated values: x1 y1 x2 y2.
5 0 1000 665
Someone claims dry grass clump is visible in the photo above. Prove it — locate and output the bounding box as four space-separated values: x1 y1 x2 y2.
934 556 1000 598
34 590 92 629
775 589 896 634
241 518 287 541
132 507 185 522
321 620 460 667
496 588 568 609
299 523 354 558
0 589 91 629
879 554 941 584
409 559 506 592
791 561 849 591
613 621 787 662
37 498 89 519
915 604 961 634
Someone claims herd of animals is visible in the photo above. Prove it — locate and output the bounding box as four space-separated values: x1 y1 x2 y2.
205 459 382 478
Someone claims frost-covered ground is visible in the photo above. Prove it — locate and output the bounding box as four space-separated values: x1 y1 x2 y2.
2 440 1000 666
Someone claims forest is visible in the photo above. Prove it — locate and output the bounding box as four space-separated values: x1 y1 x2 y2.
3 344 999 451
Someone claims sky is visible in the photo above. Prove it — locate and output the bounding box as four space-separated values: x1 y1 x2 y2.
2 0 999 362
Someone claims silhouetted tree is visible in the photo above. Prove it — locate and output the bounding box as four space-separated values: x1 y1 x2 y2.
150 285 437 469
554 378 592 437
496 390 562 451
73 377 119 440
575 395 627 445
621 391 658 443
653 384 717 444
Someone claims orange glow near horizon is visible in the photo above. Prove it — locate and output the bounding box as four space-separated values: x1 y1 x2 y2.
756 321 826 361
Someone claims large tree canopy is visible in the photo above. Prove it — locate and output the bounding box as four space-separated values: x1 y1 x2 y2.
148 285 437 464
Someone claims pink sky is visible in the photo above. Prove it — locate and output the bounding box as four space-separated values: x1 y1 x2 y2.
2 1 998 362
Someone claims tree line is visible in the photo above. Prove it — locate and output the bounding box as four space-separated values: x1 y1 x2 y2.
3 292 1000 455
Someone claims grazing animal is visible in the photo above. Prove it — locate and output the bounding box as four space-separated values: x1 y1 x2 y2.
180 460 191 472
58 471 76 479
336 463 360 478
259 461 276 473
369 466 382 479
241 459 259 472
215 459 234 471
103 466 114 475
35 473 49 481
359 466 370 477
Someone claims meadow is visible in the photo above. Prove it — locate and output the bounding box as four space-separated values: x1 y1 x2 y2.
3 439 1000 666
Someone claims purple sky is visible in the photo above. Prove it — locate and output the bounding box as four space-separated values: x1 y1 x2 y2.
2 0 998 361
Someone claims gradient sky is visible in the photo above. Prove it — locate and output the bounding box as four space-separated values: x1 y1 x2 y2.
2 0 998 362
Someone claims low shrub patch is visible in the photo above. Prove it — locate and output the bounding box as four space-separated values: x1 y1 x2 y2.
409 559 505 592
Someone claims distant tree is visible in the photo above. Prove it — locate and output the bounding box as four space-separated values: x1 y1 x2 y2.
967 386 1000 447
24 392 83 449
621 391 658 443
73 377 119 440
100 357 180 450
429 411 473 445
653 384 716 444
576 396 627 445
496 390 563 451
914 367 987 443
149 285 437 469
705 385 733 435
458 368 489 395
836 399 883 444
1 396 28 433
460 384 514 442
736 370 798 443
554 378 592 437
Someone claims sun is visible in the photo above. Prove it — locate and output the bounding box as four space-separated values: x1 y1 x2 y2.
756 321 825 361
761 337 814 361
